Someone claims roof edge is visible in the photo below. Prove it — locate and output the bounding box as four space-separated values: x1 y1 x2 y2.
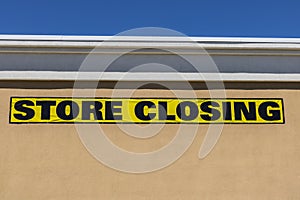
0 34 300 43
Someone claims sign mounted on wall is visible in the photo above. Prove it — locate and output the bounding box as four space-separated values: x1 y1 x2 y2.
9 97 284 124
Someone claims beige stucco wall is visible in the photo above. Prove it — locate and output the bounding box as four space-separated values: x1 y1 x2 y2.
0 88 299 199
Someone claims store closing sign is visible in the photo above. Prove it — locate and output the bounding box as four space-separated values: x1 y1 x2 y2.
9 97 284 124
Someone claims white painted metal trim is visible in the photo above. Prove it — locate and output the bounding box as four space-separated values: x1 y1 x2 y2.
0 71 299 82
0 35 300 43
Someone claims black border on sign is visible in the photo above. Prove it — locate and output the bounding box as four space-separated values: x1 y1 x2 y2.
9 97 285 125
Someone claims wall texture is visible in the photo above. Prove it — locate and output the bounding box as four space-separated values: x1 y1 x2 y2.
0 88 299 200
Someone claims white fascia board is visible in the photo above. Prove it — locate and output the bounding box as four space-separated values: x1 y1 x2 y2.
0 34 300 43
1 41 300 51
0 71 299 82
0 35 300 50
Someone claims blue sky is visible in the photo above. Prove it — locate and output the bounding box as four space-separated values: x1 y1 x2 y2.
0 0 299 37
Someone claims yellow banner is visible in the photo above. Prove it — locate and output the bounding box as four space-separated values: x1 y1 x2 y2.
10 97 284 124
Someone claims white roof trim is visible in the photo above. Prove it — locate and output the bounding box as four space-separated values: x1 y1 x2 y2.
0 71 299 82
0 34 300 43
